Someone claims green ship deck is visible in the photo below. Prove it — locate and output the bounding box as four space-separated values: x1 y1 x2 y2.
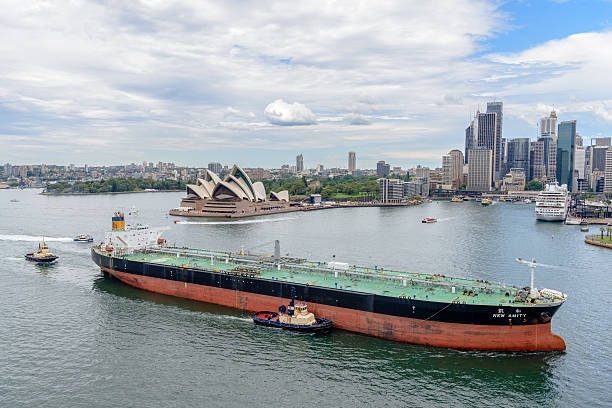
102 246 564 307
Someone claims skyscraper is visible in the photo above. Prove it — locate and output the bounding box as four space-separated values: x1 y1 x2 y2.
539 111 557 140
449 149 464 188
530 141 546 181
476 111 497 186
467 148 492 191
507 138 530 175
604 148 612 192
464 119 476 164
573 145 586 192
486 102 503 180
442 155 452 187
557 120 577 190
296 154 304 173
348 152 356 172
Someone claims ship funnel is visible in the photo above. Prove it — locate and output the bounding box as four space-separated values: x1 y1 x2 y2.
274 240 280 262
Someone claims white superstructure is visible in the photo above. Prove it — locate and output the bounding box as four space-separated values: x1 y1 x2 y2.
535 182 569 221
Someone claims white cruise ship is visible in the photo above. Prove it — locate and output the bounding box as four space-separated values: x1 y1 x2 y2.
535 182 569 221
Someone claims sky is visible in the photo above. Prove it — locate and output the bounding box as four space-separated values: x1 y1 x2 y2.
1 0 612 169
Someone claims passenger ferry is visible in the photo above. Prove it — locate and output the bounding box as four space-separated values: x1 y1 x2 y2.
535 183 569 222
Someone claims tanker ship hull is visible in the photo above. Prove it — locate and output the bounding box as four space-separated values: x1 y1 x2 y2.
92 249 565 352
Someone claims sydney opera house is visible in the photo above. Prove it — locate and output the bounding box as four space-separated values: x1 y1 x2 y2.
169 165 293 218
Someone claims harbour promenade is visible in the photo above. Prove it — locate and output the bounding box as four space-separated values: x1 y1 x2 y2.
584 234 612 249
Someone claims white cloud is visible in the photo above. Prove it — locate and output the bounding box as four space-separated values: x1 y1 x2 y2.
264 99 316 126
344 114 370 126
0 1 609 167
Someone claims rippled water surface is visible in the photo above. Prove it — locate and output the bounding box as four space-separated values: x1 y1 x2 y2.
1 189 610 407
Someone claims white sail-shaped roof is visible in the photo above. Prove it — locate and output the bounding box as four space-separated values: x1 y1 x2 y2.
212 180 248 200
186 184 209 199
252 182 266 202
270 190 289 202
229 165 256 200
226 175 254 201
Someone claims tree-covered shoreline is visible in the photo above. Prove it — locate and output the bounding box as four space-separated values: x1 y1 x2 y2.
43 178 189 194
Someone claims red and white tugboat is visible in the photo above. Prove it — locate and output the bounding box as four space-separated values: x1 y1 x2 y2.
252 288 332 333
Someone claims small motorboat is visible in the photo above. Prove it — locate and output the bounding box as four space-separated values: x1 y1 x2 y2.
581 227 589 232
524 198 532 204
481 198 492 206
25 241 58 263
421 218 437 223
73 234 94 242
10 199 19 202
253 289 332 333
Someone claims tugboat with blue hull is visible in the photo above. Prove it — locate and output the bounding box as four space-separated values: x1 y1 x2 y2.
25 241 58 263
253 289 333 333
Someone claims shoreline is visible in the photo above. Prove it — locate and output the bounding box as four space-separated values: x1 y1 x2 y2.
40 189 183 196
584 235 612 249
169 200 424 219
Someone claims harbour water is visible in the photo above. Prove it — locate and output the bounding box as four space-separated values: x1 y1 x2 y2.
1 189 610 407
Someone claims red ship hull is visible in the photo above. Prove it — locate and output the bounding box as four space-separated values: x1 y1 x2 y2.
101 266 566 351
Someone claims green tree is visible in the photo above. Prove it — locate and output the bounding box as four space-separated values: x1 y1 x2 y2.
525 180 543 191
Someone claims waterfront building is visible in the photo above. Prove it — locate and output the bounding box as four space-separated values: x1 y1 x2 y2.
173 165 291 218
348 152 356 172
507 138 530 176
530 141 546 181
467 148 492 191
379 178 404 203
501 168 526 191
605 148 612 192
296 154 304 173
557 120 577 191
539 111 557 140
208 162 223 174
486 101 503 180
376 161 390 177
591 170 606 192
404 178 429 197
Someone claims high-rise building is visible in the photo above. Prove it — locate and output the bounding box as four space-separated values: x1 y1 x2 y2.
604 148 612 192
464 119 476 164
208 162 223 174
449 149 464 188
379 178 403 202
348 152 356 172
593 137 611 147
592 146 609 171
507 138 530 175
467 148 492 191
442 155 452 188
530 141 546 181
557 120 577 190
486 102 503 179
376 160 390 177
539 111 557 140
476 111 497 186
573 145 586 192
296 154 304 173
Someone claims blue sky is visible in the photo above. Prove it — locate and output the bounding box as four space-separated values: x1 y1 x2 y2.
1 0 611 169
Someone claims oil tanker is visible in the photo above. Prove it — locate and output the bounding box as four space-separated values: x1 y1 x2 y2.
91 213 567 351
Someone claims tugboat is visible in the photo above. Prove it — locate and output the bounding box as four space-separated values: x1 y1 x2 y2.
421 217 437 223
25 241 58 263
252 289 332 333
73 234 94 243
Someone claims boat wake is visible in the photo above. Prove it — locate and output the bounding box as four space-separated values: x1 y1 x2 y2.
435 217 456 222
174 217 296 225
0 234 74 242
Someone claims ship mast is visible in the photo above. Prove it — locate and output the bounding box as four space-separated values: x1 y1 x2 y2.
515 258 539 297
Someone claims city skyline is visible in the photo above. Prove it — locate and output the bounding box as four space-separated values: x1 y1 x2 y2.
1 1 612 169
